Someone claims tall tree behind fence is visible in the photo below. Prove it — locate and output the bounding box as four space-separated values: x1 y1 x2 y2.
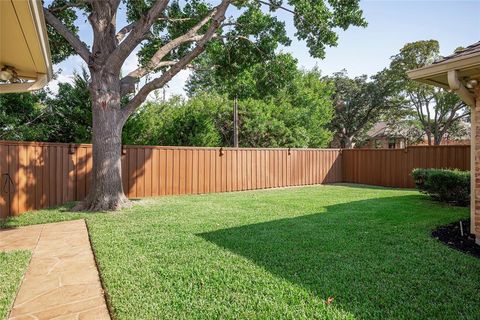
0 141 342 218
342 146 470 188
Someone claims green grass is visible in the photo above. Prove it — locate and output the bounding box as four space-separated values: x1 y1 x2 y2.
0 251 31 319
2 184 480 319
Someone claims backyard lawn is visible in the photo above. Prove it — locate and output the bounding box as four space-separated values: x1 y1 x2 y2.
2 184 480 319
0 251 30 319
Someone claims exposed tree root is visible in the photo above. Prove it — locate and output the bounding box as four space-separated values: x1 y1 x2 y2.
72 193 132 212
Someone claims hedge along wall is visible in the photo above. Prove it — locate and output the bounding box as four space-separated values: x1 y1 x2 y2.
0 141 342 218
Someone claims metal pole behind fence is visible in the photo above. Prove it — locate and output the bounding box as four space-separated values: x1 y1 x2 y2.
233 95 239 148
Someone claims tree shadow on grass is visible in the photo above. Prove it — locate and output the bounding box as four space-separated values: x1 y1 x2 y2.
199 195 479 319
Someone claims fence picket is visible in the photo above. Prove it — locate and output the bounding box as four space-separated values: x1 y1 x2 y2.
1 140 467 217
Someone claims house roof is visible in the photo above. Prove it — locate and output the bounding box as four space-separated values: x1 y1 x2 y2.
407 41 480 90
433 42 480 65
367 122 388 138
367 122 405 139
0 0 52 93
367 120 471 142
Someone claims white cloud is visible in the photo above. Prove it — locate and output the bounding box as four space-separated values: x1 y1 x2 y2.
47 73 75 95
122 49 190 101
56 55 87 75
122 50 139 77
143 69 191 103
164 69 191 98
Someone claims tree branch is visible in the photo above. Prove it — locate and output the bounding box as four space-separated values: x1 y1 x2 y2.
121 9 217 83
43 8 91 63
451 112 470 122
120 33 256 92
159 17 193 23
115 22 136 44
257 0 296 15
121 0 231 121
436 110 469 145
106 0 171 73
115 18 193 45
48 0 91 12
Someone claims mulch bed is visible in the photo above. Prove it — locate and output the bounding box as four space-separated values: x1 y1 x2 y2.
432 219 480 258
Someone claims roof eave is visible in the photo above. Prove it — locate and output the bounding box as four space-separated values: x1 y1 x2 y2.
30 0 53 82
0 0 53 94
0 73 49 94
407 53 480 88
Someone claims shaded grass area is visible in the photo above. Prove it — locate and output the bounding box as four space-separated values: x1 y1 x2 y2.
2 184 480 319
0 203 82 229
0 251 31 319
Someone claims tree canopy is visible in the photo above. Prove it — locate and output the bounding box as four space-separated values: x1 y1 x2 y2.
34 0 368 210
187 52 300 99
0 70 91 143
385 40 469 145
124 69 333 148
45 0 366 103
326 70 396 148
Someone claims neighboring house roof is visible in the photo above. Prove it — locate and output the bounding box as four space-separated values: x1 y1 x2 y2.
366 122 406 139
0 0 52 93
367 120 471 142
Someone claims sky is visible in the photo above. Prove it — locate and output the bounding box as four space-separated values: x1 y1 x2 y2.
50 0 480 98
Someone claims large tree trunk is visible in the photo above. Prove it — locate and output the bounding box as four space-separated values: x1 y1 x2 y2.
433 133 443 145
343 135 354 149
426 132 432 146
74 74 130 211
44 0 231 212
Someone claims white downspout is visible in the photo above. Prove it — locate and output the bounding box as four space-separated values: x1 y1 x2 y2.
447 70 475 107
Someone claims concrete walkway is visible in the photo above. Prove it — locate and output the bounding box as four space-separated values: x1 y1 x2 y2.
0 220 110 320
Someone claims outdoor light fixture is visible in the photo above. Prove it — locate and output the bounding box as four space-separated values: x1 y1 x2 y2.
0 65 17 82
466 79 479 89
68 144 76 155
0 69 12 81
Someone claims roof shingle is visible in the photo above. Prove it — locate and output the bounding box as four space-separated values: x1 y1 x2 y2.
433 41 480 65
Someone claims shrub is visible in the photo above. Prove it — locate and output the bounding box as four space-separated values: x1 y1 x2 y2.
411 168 470 206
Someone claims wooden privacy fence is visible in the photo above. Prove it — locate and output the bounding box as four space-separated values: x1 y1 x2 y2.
0 141 342 218
342 146 470 188
0 141 470 218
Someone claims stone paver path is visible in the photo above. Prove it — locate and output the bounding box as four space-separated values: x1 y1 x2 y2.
0 220 110 320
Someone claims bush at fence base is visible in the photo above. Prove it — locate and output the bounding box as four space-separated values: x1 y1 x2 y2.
411 168 470 206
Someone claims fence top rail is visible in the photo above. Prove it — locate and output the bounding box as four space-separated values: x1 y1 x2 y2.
0 140 342 151
0 140 92 147
343 145 470 152
121 145 343 151
343 148 406 151
406 145 470 148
